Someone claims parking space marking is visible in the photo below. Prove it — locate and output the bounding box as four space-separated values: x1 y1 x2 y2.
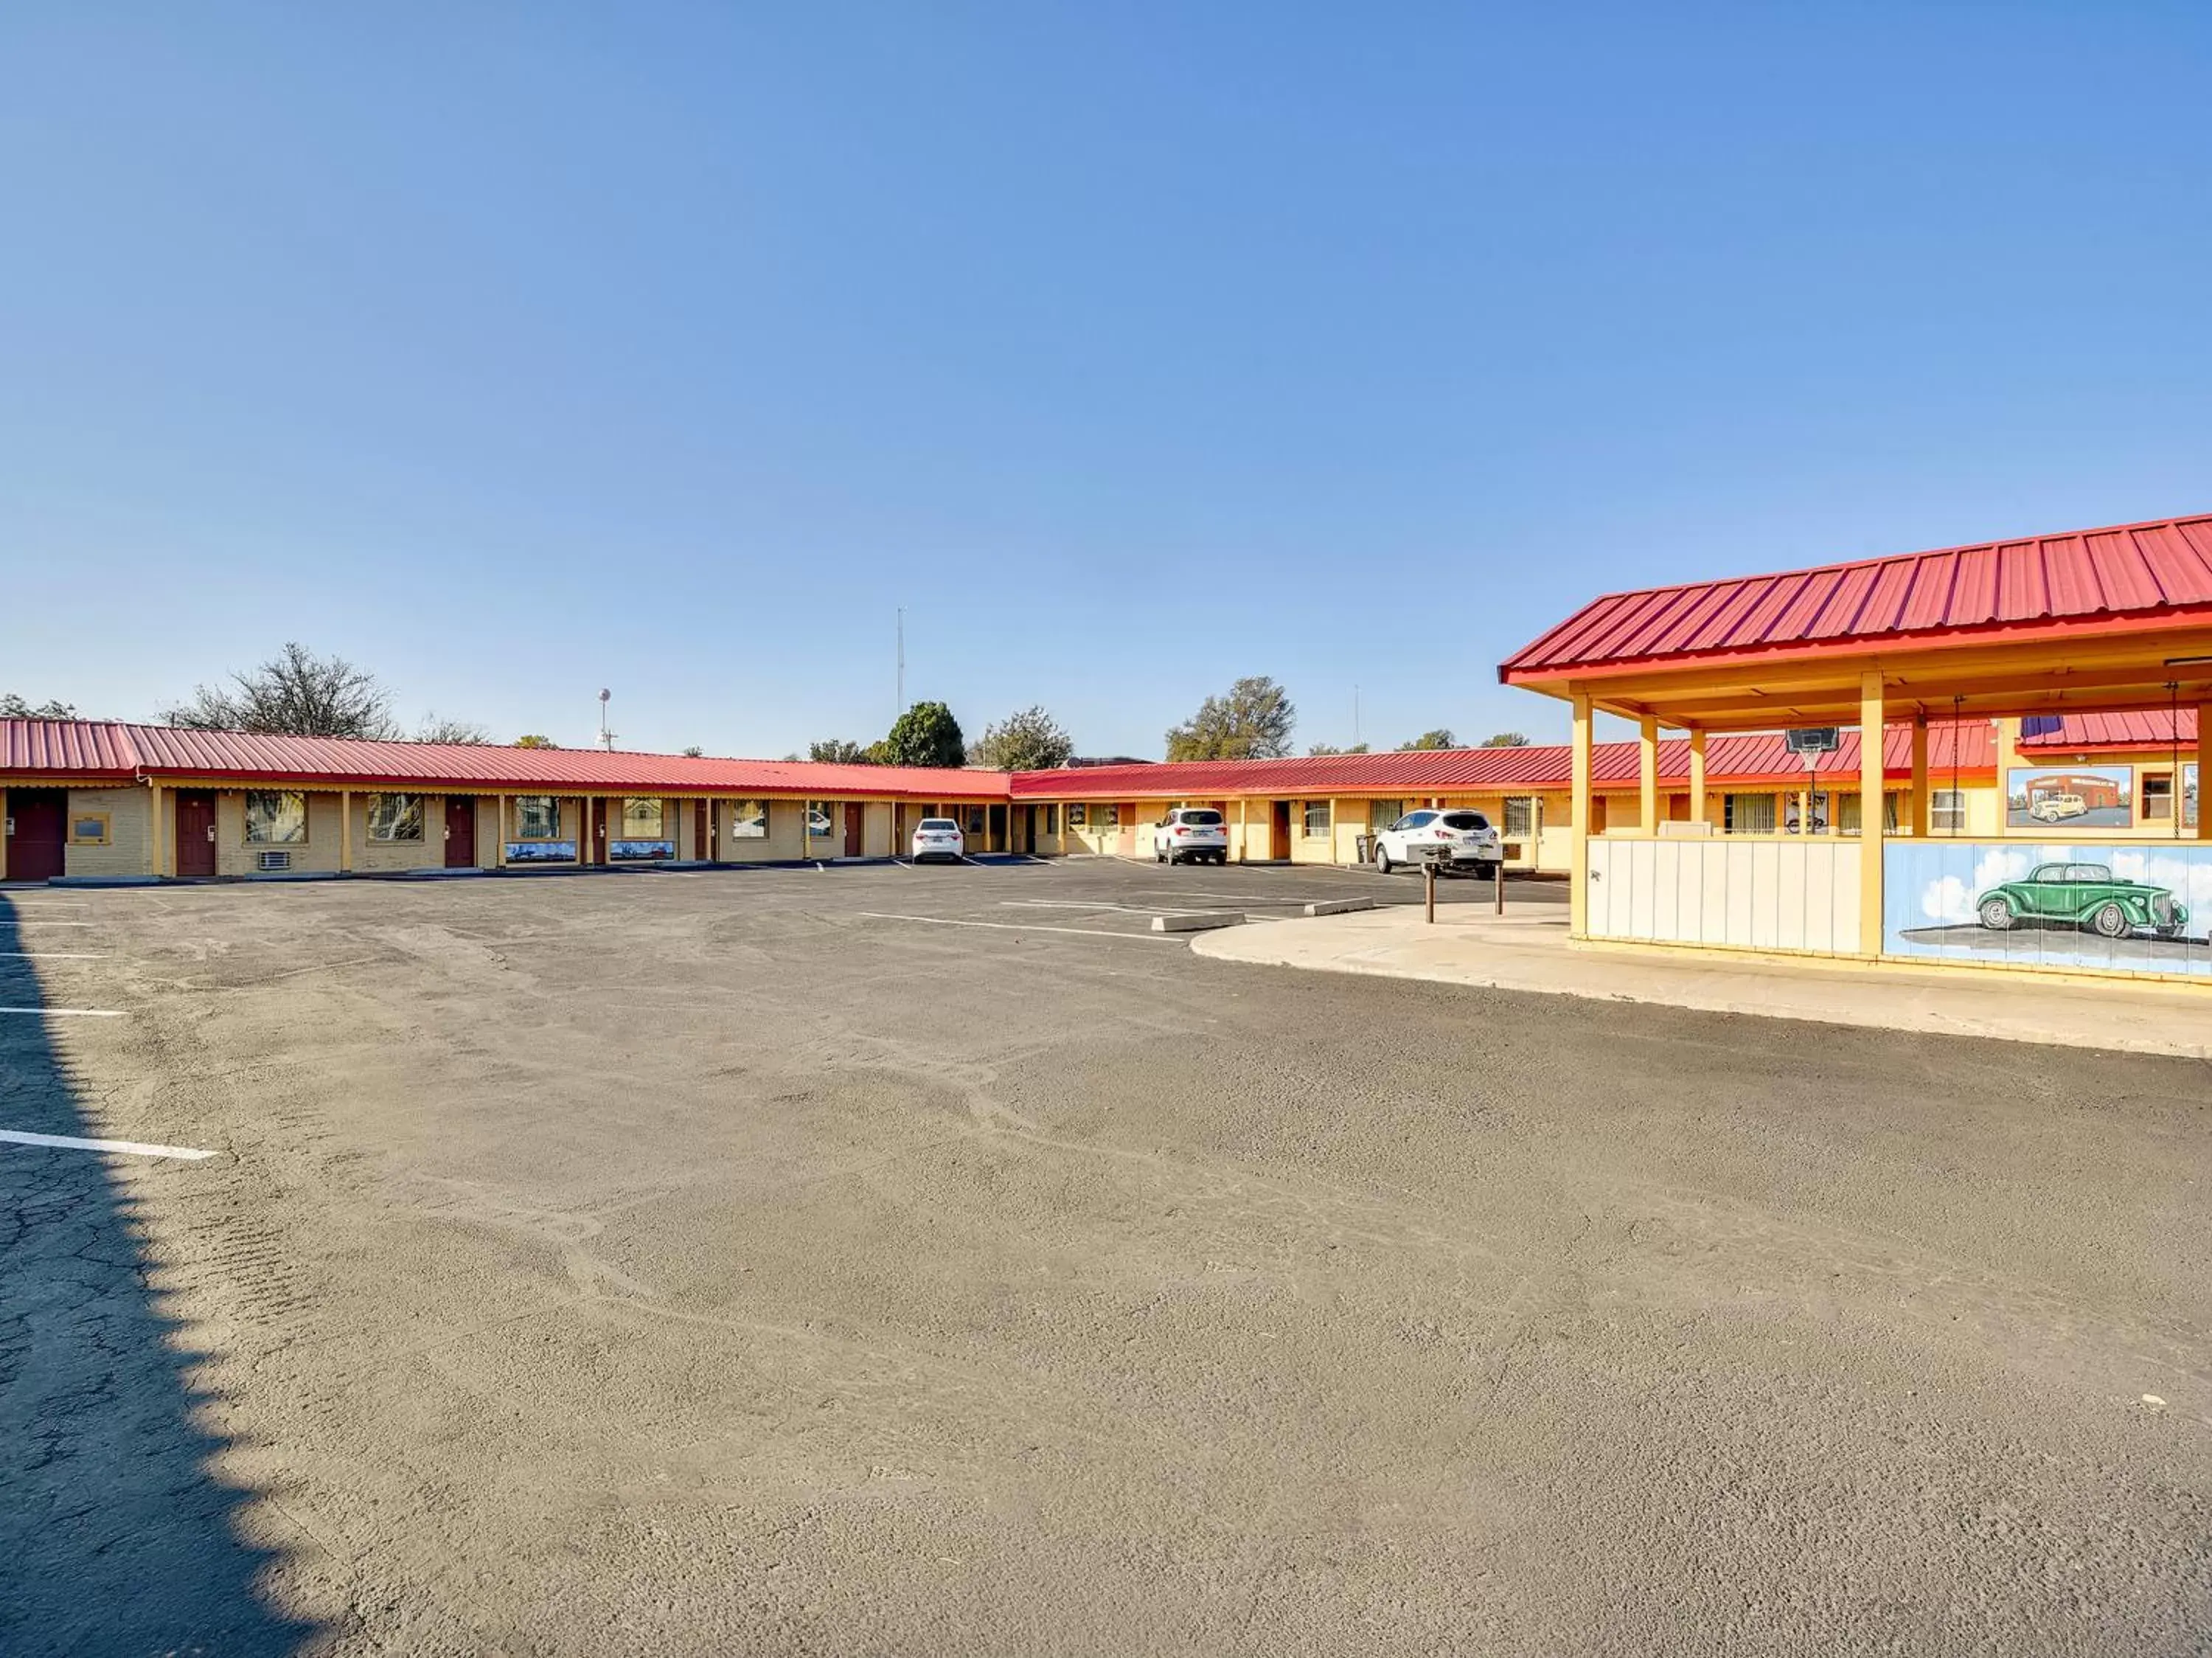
1001 900 1246 918
855 912 1180 942
0 1005 127 1017
0 1128 214 1161
0 951 110 960
0 920 96 927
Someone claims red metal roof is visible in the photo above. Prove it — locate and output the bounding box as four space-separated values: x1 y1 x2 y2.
0 721 1003 799
2019 710 2199 751
0 719 140 777
1007 724 1997 797
1500 513 2212 682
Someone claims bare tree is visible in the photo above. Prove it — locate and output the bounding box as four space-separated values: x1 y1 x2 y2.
514 734 559 749
416 715 492 746
162 643 400 739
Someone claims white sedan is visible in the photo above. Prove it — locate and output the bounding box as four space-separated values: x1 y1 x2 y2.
1372 808 1503 875
910 817 965 861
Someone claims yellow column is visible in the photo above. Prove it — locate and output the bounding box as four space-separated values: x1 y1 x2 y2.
1638 717 1658 834
1910 715 1930 837
1860 670 1885 956
1237 795 1248 863
1570 693 1593 937
2196 704 2211 842
339 790 352 873
1688 729 1707 825
149 785 165 878
495 798 509 867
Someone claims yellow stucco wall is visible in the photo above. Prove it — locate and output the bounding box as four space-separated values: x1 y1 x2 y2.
214 789 344 875
63 786 151 878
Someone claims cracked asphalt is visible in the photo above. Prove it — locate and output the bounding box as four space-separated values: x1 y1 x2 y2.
1 861 2208 1655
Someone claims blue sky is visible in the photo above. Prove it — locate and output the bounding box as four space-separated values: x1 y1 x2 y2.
4 3 2209 757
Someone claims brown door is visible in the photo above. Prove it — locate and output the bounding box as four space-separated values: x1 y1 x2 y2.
445 797 476 867
844 803 865 857
7 790 66 883
1270 800 1292 861
589 799 608 864
175 791 218 878
694 801 709 861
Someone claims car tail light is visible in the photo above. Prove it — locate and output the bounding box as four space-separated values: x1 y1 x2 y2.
1174 827 1188 835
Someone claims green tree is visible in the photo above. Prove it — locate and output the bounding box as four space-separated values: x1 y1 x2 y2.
1399 729 1458 751
1306 742 1370 756
514 734 559 749
1165 676 1295 761
970 706 1075 771
875 701 966 769
0 694 80 719
680 746 704 758
1481 731 1530 747
162 642 400 739
809 738 873 765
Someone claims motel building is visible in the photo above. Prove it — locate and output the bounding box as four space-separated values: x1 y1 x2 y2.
1499 510 2212 984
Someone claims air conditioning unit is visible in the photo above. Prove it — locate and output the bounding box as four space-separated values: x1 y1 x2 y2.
257 850 292 873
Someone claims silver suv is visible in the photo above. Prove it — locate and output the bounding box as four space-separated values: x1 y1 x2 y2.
1154 807 1229 865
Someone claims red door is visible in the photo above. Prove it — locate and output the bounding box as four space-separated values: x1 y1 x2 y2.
694 800 709 861
175 791 218 878
589 799 608 865
445 797 476 868
7 791 66 883
844 803 865 858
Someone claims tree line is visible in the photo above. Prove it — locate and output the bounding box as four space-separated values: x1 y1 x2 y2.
6 651 1528 766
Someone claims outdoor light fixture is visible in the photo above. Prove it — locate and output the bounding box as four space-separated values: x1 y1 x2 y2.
2163 656 2212 667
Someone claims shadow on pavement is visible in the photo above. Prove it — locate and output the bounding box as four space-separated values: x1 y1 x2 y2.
0 895 316 1655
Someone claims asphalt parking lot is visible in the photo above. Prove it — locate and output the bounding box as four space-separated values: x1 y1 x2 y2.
2 858 2208 1656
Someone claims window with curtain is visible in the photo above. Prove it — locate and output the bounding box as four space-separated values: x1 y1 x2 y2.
246 791 310 843
622 798 665 837
727 800 768 838
366 794 424 842
1722 792 1775 834
1930 789 1966 831
1368 799 1405 833
1503 797 1536 837
1302 799 1332 836
514 797 561 839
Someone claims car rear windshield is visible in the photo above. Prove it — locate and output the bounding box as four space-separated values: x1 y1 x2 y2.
1439 811 1489 830
1178 810 1224 825
919 819 959 830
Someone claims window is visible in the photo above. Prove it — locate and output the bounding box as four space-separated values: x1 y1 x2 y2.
246 791 309 844
1068 802 1088 826
1043 805 1060 834
622 797 664 837
1302 799 1332 837
1722 792 1775 834
919 818 958 830
1100 803 1121 828
1503 797 1536 838
1368 799 1405 831
366 794 424 843
967 805 987 836
68 813 110 845
1837 791 1902 836
1439 810 1489 831
1395 810 1436 832
807 801 834 839
1177 808 1224 826
514 796 562 839
1931 789 1966 832
2142 773 2174 821
726 799 768 839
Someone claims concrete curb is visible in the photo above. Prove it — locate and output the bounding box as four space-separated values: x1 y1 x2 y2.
1152 912 1247 934
1303 897 1377 918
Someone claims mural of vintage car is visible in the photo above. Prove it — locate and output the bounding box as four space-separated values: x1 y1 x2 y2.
1975 861 2188 938
2026 793 2087 822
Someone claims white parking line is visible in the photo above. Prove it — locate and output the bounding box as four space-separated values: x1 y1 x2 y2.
1001 900 1245 917
0 952 109 960
0 1007 126 1018
855 912 1179 942
0 920 95 927
0 1128 214 1161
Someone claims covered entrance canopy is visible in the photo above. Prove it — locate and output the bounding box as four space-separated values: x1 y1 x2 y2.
1500 512 2212 967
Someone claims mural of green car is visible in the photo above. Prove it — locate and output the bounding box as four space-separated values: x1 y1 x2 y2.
1975 861 2188 939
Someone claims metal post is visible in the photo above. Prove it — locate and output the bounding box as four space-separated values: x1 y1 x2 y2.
1494 856 1503 915
1425 859 1436 924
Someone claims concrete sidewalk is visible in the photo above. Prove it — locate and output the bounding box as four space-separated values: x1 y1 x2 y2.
1194 903 2212 1060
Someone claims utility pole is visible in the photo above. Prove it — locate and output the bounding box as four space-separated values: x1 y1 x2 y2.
896 608 905 718
597 688 615 752
1354 684 1361 749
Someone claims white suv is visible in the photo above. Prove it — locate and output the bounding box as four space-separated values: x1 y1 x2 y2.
1373 808 1503 875
1154 807 1229 865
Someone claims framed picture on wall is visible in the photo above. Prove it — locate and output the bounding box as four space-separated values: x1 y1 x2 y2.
2005 766 2132 829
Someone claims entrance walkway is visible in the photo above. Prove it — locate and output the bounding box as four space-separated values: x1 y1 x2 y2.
1193 904 2212 1060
